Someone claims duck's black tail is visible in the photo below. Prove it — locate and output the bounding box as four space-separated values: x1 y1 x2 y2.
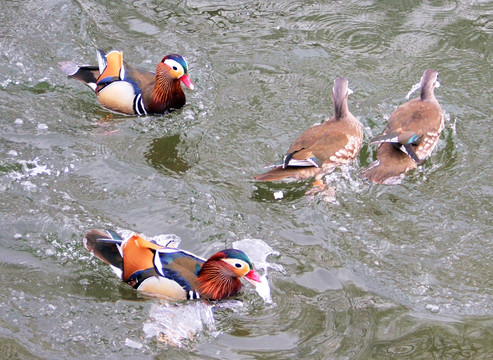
83 229 124 270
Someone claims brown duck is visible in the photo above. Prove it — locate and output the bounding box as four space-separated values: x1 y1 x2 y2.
254 78 363 185
363 69 443 184
61 49 194 115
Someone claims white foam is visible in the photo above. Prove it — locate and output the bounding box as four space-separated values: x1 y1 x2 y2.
274 190 284 199
125 338 143 350
149 234 182 248
142 301 215 347
9 159 51 181
233 238 283 304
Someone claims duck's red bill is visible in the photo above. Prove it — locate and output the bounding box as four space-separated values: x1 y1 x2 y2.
244 269 262 285
180 74 194 90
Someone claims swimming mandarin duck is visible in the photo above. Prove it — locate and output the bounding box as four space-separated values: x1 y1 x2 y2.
83 229 263 300
363 69 444 184
61 49 194 115
254 77 363 185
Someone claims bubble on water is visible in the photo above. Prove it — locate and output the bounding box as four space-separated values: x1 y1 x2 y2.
1 79 12 88
125 338 143 350
425 304 440 313
14 118 23 124
37 123 48 130
273 190 284 199
7 150 18 156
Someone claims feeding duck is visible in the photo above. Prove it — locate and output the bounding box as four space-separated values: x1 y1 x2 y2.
83 229 263 301
254 77 363 187
61 49 194 115
363 69 444 184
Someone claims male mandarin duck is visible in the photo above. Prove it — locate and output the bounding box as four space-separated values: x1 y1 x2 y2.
61 49 194 115
83 229 263 300
254 77 363 185
363 69 444 184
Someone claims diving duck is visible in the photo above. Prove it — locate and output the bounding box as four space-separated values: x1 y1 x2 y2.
83 229 263 300
61 49 194 115
363 69 444 184
254 77 363 185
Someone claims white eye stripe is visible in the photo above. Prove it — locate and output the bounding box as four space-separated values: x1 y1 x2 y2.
164 59 183 72
221 258 248 269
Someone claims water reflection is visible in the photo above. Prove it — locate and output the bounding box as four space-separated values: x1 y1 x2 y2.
145 133 193 174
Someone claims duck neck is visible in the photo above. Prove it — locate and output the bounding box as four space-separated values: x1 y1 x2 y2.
149 67 185 113
420 87 435 101
334 96 349 120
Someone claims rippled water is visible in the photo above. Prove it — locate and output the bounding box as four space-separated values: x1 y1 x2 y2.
1 0 492 358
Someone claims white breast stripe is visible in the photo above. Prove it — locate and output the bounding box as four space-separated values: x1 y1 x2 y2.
187 290 201 300
153 252 165 277
133 94 147 115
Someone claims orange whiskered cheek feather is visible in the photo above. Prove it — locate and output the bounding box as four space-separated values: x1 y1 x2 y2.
197 262 244 300
198 277 242 300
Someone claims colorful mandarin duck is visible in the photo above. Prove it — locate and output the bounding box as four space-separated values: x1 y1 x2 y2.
83 229 263 300
363 69 444 184
61 49 194 115
254 78 363 185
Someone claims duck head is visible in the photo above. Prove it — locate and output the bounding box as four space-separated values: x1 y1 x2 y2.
197 249 262 300
159 54 194 90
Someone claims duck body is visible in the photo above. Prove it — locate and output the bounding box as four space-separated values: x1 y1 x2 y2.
61 50 194 115
254 78 363 182
363 69 444 184
83 230 262 301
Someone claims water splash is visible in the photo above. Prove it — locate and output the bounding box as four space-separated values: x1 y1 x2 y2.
142 301 216 347
233 238 283 304
8 158 51 180
117 230 182 249
405 81 421 99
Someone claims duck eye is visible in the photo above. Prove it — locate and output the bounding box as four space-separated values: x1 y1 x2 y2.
235 263 242 268
172 66 178 71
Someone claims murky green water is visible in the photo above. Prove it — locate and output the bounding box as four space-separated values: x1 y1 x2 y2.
1 0 492 358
